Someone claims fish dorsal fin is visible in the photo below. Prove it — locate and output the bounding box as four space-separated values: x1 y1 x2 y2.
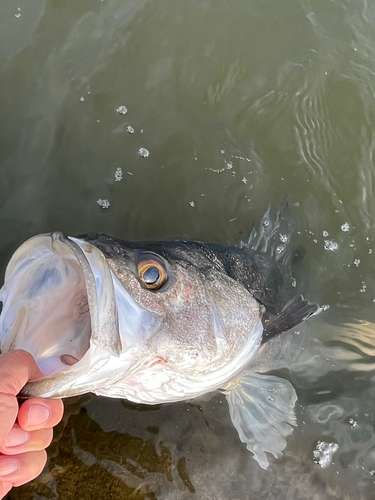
224 372 297 469
247 200 296 266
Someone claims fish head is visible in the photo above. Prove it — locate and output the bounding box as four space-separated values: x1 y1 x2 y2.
0 233 263 399
98 237 263 376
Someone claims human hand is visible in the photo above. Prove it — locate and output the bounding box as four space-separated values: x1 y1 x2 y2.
0 350 64 499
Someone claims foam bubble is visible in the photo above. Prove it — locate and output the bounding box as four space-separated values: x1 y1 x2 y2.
114 167 123 182
324 240 338 251
117 105 127 115
313 441 339 468
138 148 150 158
97 198 111 209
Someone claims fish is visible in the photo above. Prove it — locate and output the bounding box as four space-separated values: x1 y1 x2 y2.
0 202 319 469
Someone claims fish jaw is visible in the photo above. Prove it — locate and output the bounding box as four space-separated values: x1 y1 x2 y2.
21 345 155 399
0 233 155 398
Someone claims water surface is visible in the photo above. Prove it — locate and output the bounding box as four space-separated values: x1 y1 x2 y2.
1 0 375 498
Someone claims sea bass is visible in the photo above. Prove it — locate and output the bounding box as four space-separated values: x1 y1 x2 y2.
0 202 319 468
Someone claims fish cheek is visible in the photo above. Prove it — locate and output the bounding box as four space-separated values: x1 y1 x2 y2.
144 292 219 373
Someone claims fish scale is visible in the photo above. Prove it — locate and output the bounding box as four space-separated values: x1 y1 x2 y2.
0 202 319 469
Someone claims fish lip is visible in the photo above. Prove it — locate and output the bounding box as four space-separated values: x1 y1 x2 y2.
68 236 122 357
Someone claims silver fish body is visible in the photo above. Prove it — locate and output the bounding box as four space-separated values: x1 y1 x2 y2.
0 203 319 468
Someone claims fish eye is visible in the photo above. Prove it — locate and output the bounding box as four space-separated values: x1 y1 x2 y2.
138 259 167 290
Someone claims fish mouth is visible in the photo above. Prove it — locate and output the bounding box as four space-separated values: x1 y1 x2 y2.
0 232 121 380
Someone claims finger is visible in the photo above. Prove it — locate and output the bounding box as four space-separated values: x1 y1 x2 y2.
0 350 42 395
18 398 64 431
0 482 12 499
0 395 18 450
0 350 43 447
0 450 47 487
0 425 53 455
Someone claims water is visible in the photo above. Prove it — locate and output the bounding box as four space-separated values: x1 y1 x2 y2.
1 0 375 498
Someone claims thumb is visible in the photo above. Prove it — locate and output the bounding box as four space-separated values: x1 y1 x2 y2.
0 350 42 396
0 350 42 447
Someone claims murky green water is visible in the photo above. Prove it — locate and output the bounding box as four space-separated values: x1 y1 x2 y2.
1 0 375 498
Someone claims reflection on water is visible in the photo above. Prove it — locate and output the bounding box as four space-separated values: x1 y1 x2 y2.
2 0 375 498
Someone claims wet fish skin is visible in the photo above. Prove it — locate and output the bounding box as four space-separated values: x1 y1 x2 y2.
0 202 320 468
84 236 266 376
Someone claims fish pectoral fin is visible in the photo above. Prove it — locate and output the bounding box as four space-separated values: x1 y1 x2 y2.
224 372 297 469
263 294 320 341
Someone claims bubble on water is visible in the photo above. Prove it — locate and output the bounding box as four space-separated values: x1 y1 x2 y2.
321 304 330 311
341 222 350 232
116 105 127 115
226 161 233 170
349 418 358 429
126 125 135 134
291 278 297 288
276 245 284 254
324 240 338 251
15 7 21 18
114 167 123 182
80 96 85 102
241 177 247 184
220 150 225 154
97 198 111 209
359 282 366 293
354 259 360 267
322 230 329 237
138 148 150 158
189 201 195 208
210 167 226 174
279 234 288 243
313 441 339 468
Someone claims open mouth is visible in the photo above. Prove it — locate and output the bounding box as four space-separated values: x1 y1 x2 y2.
0 231 123 382
0 234 96 377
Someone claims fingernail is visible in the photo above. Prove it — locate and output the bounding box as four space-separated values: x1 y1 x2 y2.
0 458 19 476
5 426 29 448
28 404 50 426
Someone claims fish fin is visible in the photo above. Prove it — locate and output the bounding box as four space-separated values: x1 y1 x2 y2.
224 372 297 469
247 200 296 267
263 294 321 341
243 201 320 325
